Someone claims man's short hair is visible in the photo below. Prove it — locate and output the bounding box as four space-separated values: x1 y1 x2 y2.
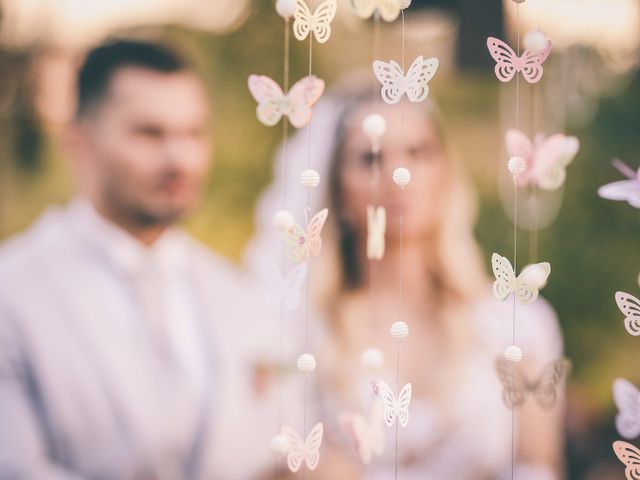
76 39 189 118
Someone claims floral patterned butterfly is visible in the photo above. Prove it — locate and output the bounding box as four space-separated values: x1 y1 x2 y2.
277 208 329 262
491 253 551 305
613 440 640 480
293 0 337 44
247 75 324 128
281 423 324 472
372 381 412 428
373 55 439 104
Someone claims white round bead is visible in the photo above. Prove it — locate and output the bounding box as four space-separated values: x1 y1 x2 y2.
300 169 321 188
504 345 523 363
399 0 411 9
360 348 385 371
362 114 387 140
270 434 290 455
275 0 296 19
272 210 294 230
297 353 316 374
390 321 409 340
508 156 526 175
524 30 549 54
392 167 411 187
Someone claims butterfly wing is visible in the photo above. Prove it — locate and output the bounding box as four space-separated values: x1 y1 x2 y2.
377 0 402 22
306 208 329 257
487 37 518 83
395 382 412 428
613 440 640 479
372 381 398 427
519 40 553 84
282 262 308 310
339 412 372 463
515 262 550 305
257 257 286 305
495 357 528 408
613 378 640 439
293 0 313 41
367 205 386 260
302 422 323 470
286 75 325 128
247 75 285 126
616 292 640 336
404 55 439 103
278 221 308 263
309 0 337 44
532 134 579 190
351 0 377 19
491 253 517 301
373 60 405 105
281 425 305 472
599 180 640 208
530 358 570 409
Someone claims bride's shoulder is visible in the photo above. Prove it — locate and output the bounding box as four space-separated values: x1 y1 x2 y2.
469 289 564 361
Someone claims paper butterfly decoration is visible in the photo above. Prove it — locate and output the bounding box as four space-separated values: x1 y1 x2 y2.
615 291 640 336
258 258 308 311
372 381 412 428
487 36 552 84
495 357 571 409
613 378 640 440
281 423 324 472
373 55 439 105
613 440 640 480
367 205 386 260
491 253 551 305
351 0 411 22
293 0 337 44
339 401 385 464
598 159 640 209
247 75 325 128
505 129 580 191
277 208 329 262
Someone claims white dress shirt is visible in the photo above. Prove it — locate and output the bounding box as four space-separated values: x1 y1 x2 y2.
0 199 281 480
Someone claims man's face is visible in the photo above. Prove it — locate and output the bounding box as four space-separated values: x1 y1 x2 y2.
78 67 211 226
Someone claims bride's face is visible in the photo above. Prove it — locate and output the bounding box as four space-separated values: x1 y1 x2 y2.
337 103 448 241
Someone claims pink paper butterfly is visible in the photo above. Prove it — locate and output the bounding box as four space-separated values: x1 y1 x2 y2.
487 36 552 84
247 75 325 128
277 208 329 262
598 159 640 209
505 128 580 190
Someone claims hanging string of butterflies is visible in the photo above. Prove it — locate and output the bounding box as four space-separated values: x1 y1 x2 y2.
248 0 336 473
487 13 572 476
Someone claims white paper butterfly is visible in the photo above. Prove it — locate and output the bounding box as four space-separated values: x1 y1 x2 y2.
351 0 410 22
615 291 640 336
491 253 551 305
277 208 329 262
367 205 386 260
613 378 640 440
372 381 412 428
257 258 308 311
373 55 439 105
247 75 325 128
339 401 385 464
495 357 571 409
505 128 580 191
281 422 323 472
293 0 337 44
613 440 640 480
598 159 640 209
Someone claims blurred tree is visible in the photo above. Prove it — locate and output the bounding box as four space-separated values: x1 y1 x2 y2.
412 0 505 70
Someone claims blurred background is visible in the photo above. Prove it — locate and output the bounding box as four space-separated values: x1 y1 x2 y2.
0 0 638 477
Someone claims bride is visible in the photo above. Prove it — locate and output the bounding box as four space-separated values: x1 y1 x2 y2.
246 86 566 479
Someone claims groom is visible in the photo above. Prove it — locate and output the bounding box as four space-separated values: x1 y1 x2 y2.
0 39 279 480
